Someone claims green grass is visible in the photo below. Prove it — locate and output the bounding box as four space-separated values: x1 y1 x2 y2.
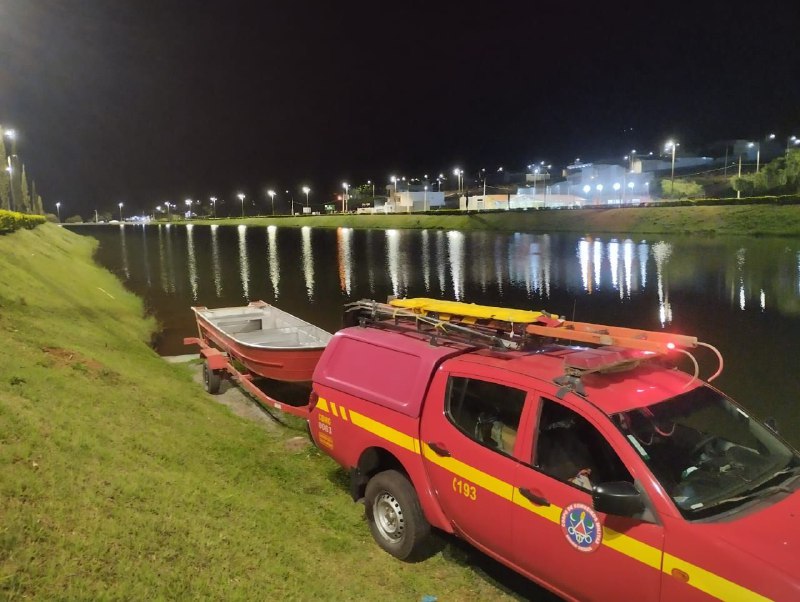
0 225 527 600
178 203 800 236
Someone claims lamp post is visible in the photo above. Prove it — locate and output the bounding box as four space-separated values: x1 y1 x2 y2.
95 209 99 223
286 189 295 215
453 168 463 194
210 196 217 218
423 185 428 212
390 175 397 194
665 140 679 195
237 192 245 217
367 180 375 201
302 186 310 208
55 201 61 223
342 182 349 213
118 202 124 222
747 142 761 173
787 135 799 157
267 190 276 215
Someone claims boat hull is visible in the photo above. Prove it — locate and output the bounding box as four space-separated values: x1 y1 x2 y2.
192 302 331 382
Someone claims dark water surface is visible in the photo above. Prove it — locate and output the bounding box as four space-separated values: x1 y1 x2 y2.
69 224 800 447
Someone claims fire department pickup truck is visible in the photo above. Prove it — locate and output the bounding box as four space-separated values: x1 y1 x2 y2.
308 299 800 601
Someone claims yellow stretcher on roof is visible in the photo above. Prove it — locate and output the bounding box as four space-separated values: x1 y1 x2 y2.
389 297 550 325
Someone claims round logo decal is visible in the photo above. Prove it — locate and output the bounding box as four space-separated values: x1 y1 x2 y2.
560 503 602 552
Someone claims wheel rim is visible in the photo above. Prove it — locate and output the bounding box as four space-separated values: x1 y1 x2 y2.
203 364 210 388
373 491 405 543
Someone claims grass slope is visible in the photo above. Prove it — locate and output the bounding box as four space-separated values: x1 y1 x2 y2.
186 204 800 236
0 225 525 600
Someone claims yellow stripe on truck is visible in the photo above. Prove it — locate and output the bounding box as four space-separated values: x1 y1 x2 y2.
332 402 769 601
348 409 420 454
662 554 772 602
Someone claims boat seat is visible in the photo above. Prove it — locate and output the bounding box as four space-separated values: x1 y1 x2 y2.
215 318 263 334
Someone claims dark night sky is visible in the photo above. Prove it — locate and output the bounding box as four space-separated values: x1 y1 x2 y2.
1 0 799 217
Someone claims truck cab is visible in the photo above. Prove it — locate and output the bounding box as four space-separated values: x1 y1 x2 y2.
309 299 800 601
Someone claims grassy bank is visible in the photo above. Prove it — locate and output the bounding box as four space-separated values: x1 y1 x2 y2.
186 204 800 236
0 225 531 599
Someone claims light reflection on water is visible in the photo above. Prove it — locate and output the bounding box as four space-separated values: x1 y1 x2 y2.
75 224 800 445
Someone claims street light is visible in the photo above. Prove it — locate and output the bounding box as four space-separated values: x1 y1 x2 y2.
453 168 463 193
118 202 124 222
748 142 761 173
267 190 276 215
423 185 428 212
302 186 310 207
390 175 397 194
55 201 61 223
342 182 349 213
210 196 217 218
367 180 375 200
787 135 799 156
665 140 679 195
185 198 192 218
237 192 245 217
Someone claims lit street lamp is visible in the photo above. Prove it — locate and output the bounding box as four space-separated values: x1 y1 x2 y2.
302 186 310 208
210 196 217 218
267 190 276 215
342 182 349 213
665 140 679 195
237 192 245 217
748 142 761 174
118 202 124 222
185 198 192 218
423 185 428 212
55 201 61 223
367 180 375 200
787 135 799 156
453 168 463 193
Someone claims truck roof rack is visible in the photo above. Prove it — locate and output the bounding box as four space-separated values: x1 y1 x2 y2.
345 298 724 384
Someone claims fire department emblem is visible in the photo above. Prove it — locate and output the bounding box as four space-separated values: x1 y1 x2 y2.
560 503 602 552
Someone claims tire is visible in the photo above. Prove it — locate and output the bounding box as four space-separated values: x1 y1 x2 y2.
365 470 431 561
203 361 222 394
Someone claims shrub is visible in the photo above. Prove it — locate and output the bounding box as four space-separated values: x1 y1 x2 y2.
0 209 47 233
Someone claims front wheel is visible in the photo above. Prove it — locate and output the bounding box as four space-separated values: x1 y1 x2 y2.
365 470 431 561
203 361 222 394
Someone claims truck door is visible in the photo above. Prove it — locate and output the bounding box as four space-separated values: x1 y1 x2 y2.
419 368 530 562
510 396 664 602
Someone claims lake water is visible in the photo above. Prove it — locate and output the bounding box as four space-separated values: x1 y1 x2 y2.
70 224 800 446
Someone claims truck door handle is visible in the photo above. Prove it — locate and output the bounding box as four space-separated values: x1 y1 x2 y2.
427 442 451 457
519 487 550 507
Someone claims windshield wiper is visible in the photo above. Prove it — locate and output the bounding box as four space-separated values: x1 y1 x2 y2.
706 466 800 509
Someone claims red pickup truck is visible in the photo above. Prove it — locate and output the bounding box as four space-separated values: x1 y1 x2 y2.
308 299 800 601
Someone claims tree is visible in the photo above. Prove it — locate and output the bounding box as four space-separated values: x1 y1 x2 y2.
0 127 10 210
65 214 84 224
19 164 31 212
659 178 704 199
732 150 800 196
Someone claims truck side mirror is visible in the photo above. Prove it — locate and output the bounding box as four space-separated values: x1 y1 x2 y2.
592 481 644 517
764 417 779 434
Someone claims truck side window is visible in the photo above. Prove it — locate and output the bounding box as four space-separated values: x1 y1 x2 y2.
535 399 632 490
446 376 526 455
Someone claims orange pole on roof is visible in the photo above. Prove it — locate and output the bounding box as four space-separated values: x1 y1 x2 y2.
525 321 698 354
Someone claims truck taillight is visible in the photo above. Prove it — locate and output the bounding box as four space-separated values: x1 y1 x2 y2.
308 390 319 411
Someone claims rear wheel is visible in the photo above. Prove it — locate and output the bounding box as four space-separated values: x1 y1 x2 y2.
203 361 222 394
365 470 431 560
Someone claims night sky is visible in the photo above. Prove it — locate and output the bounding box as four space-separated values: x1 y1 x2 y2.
2 0 799 217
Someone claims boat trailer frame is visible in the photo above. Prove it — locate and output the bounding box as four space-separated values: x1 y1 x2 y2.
183 336 310 419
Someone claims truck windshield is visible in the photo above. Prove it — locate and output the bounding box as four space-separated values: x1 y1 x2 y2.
612 386 799 520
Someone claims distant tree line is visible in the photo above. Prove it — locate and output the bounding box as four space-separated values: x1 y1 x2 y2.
732 149 800 197
0 124 45 215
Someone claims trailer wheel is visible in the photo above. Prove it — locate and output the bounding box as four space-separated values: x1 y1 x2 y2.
203 361 222 394
365 470 431 561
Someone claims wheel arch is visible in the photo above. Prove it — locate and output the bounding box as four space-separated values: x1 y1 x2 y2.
352 445 452 533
